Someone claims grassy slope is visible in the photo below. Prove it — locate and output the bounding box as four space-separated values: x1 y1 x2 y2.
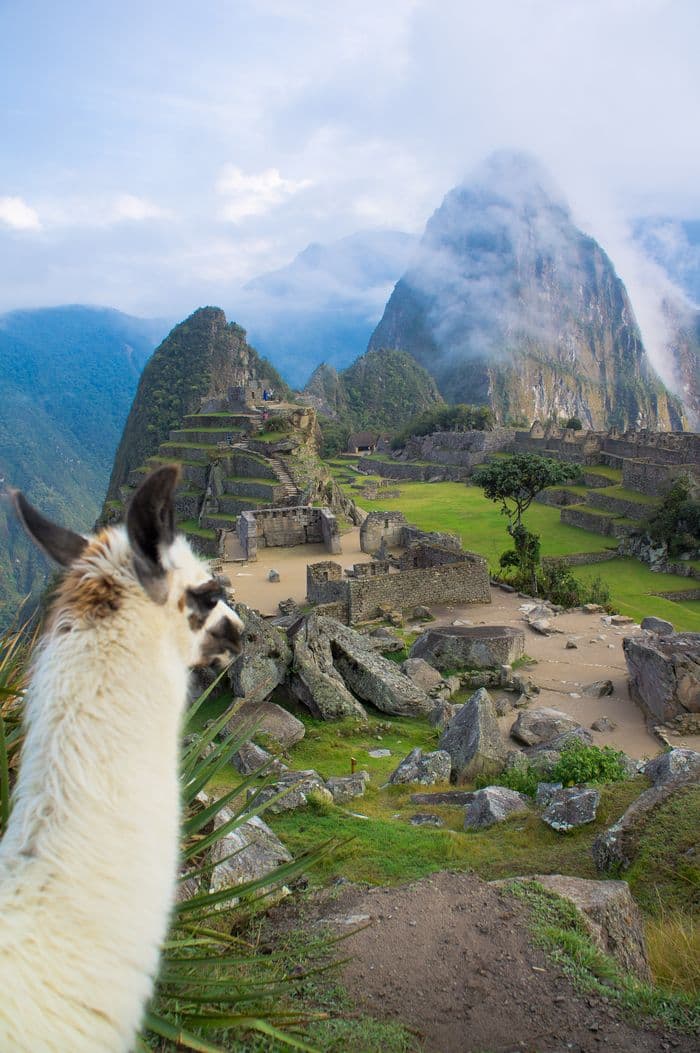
328 468 700 630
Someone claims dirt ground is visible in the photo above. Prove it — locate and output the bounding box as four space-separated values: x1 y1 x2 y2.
224 537 698 758
273 872 697 1053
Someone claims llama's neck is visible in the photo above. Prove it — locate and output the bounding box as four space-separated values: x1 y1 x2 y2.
0 612 189 1041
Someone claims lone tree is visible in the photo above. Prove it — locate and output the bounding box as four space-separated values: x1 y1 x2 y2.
473 454 579 591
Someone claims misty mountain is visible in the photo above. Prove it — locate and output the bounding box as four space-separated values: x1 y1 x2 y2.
233 230 418 384
368 152 681 431
634 217 700 305
0 305 166 623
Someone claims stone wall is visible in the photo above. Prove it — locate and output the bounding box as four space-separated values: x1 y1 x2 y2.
406 428 516 467
360 511 407 553
398 540 466 570
307 561 347 606
560 507 632 537
586 490 653 520
542 550 618 567
534 488 583 507
621 458 679 497
237 505 341 560
347 557 490 621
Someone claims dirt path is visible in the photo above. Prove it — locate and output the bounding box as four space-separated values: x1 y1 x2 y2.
278 872 696 1053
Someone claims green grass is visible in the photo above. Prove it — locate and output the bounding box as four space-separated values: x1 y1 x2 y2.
508 880 700 1033
161 441 219 450
223 475 278 486
326 471 700 630
584 465 623 481
267 780 644 888
179 519 216 539
256 431 289 443
603 485 660 505
574 559 700 630
625 785 700 917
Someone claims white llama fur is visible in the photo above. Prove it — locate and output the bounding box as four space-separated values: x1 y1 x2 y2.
0 479 243 1053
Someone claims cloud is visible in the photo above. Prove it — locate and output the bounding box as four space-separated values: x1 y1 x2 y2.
112 194 168 222
39 194 170 229
216 166 313 222
0 196 41 231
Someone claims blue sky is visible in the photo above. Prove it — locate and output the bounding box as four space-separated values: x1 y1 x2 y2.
1 0 699 319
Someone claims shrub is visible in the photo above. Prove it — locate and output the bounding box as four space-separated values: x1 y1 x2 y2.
391 403 495 447
550 741 627 787
564 417 583 430
644 475 700 558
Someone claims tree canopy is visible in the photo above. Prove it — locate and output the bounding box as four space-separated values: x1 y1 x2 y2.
472 454 580 528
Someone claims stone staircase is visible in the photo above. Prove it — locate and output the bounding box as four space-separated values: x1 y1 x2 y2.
268 453 303 505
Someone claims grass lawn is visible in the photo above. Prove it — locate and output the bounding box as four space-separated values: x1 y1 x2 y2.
327 472 700 630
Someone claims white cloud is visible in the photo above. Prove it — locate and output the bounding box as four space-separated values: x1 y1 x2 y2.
112 194 168 222
216 166 313 223
0 196 41 231
40 194 170 229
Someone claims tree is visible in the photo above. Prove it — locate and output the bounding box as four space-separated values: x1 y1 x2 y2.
473 454 580 591
565 416 583 430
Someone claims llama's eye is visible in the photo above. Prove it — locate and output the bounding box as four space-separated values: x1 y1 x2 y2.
185 580 226 617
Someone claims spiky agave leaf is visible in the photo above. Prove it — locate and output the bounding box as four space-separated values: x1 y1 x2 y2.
143 682 341 1051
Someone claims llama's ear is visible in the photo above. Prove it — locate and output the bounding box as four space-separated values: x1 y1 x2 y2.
9 489 88 566
126 464 180 603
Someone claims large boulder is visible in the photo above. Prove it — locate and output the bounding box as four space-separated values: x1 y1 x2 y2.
522 875 651 982
226 700 305 750
439 688 507 783
253 770 331 813
290 623 367 720
227 604 291 704
643 748 700 786
510 708 583 747
209 813 293 894
400 658 445 694
388 748 452 786
593 781 698 871
463 786 530 830
623 631 700 722
314 617 433 717
540 787 600 832
231 741 287 776
640 616 674 635
410 625 525 672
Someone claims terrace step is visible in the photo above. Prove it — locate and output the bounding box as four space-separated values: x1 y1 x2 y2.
560 505 635 538
585 489 654 520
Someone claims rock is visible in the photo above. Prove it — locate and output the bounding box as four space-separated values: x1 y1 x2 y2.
522 875 652 982
592 780 698 871
510 708 583 747
388 610 403 627
317 618 432 717
428 700 459 732
494 695 515 717
412 605 432 620
368 627 404 653
531 726 593 755
290 639 367 720
278 597 299 616
388 748 452 786
541 787 600 832
400 657 445 694
499 583 516 593
268 569 280 583
640 616 674 635
232 740 287 776
228 604 291 704
410 625 525 672
463 786 530 830
444 675 462 697
410 789 476 805
623 632 700 722
209 812 293 894
642 748 700 786
226 700 305 750
530 617 554 635
583 603 604 613
409 813 444 827
535 781 563 807
438 688 507 783
583 679 614 698
325 772 370 803
610 614 634 625
253 770 332 813
591 717 617 733
367 748 392 758
565 639 578 649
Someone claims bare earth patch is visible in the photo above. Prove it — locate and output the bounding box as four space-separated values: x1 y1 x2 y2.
276 872 697 1053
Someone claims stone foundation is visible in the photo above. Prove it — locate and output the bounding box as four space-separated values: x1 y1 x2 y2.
237 505 341 560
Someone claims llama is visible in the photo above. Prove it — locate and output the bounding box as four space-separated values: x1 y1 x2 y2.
0 465 244 1052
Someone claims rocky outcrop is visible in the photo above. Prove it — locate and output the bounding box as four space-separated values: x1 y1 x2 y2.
439 688 507 783
226 700 305 750
400 658 446 694
643 747 700 786
592 780 698 871
228 605 291 704
523 875 651 982
388 748 452 786
623 631 700 722
325 772 371 803
253 770 331 813
463 787 530 830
